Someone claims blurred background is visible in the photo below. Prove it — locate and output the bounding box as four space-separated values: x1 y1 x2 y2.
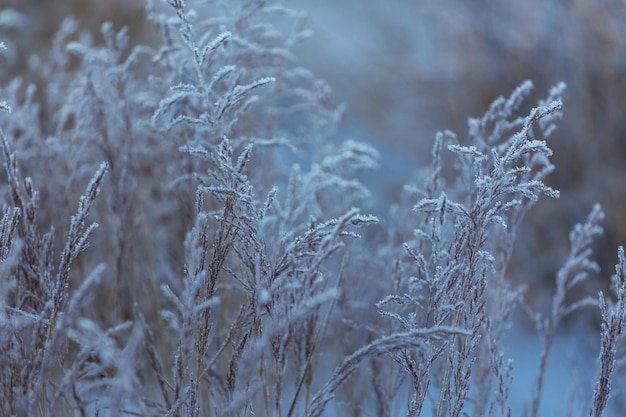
287 0 626 316
2 0 626 316
3 0 626 313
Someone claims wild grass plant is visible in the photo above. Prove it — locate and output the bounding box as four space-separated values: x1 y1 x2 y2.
0 1 624 416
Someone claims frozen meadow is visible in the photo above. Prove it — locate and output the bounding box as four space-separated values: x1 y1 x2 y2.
0 1 625 416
